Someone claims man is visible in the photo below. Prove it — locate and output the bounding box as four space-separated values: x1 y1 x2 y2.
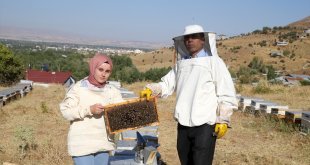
140 24 237 165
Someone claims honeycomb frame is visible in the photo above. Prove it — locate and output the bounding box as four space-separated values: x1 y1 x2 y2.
104 97 159 134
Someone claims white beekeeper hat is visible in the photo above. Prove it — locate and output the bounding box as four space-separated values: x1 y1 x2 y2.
172 24 219 60
183 24 205 35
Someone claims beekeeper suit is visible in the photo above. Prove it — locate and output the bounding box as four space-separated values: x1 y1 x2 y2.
140 24 237 165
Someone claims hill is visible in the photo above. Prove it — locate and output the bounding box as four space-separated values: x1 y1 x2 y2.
288 16 310 28
129 48 175 72
129 16 310 75
0 26 167 49
218 33 310 74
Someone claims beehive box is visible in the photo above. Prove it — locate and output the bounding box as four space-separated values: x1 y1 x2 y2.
104 97 159 134
271 108 286 119
301 112 310 134
301 119 310 134
302 112 310 121
121 126 159 141
284 111 302 124
238 97 264 112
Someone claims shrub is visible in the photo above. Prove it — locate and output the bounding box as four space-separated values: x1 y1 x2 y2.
252 80 272 94
257 40 267 47
230 46 242 53
300 80 310 86
41 102 49 113
14 125 36 158
283 50 290 57
237 66 253 84
248 56 264 71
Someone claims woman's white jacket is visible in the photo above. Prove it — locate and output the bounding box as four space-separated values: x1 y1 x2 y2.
59 79 123 156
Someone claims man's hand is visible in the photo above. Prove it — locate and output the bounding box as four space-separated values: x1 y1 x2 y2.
214 123 228 139
139 88 152 101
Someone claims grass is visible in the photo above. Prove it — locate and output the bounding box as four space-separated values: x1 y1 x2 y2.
0 85 71 165
0 82 310 165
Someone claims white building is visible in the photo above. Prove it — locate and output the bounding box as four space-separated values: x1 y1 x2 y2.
276 41 288 46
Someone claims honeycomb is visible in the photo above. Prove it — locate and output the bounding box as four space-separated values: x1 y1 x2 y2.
104 97 159 134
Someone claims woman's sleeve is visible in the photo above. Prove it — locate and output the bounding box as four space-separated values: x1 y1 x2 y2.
59 85 92 121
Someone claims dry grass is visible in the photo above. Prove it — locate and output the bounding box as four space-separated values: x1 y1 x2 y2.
0 82 310 165
129 48 175 72
0 85 72 165
214 111 310 165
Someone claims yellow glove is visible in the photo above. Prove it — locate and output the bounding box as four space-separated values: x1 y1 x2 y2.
139 88 152 101
214 123 228 139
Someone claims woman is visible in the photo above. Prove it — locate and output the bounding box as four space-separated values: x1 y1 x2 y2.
59 53 123 165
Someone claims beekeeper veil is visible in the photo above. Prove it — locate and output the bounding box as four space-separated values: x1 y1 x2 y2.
172 25 219 61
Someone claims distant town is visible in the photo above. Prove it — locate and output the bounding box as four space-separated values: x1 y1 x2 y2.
0 38 150 55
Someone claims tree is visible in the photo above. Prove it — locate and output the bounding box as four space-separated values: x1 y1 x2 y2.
113 66 141 83
0 44 24 85
143 67 171 82
262 27 271 34
266 65 276 80
13 48 89 80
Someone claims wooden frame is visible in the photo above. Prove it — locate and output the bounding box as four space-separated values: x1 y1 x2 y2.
104 97 159 134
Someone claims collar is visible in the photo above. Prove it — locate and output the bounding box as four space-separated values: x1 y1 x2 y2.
183 49 209 59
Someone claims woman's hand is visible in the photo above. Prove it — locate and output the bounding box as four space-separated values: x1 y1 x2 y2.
90 103 104 115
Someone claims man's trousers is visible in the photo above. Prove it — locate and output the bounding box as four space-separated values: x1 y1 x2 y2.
177 123 217 165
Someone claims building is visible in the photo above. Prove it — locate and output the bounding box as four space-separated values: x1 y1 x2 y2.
270 50 283 57
216 34 228 40
276 41 288 46
25 69 75 88
271 74 310 86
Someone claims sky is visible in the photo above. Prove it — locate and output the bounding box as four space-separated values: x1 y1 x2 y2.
0 0 309 45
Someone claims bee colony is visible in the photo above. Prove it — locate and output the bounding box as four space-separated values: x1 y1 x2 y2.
104 97 159 134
